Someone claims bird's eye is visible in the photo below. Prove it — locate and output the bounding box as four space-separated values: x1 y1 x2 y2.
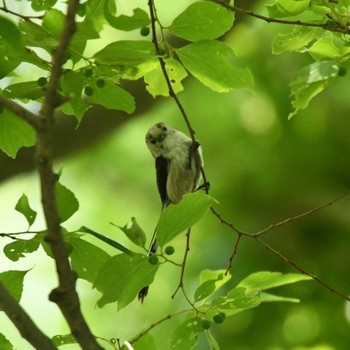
163 126 167 131
150 140 156 144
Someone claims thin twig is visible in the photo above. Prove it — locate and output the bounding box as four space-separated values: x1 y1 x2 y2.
0 6 43 19
213 0 350 34
256 237 350 302
225 232 242 275
0 282 57 350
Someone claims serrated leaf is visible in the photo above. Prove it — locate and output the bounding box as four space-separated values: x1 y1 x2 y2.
272 27 322 54
15 194 37 227
0 109 36 158
113 217 146 247
105 5 150 31
94 253 159 310
194 269 231 302
60 69 90 122
169 316 201 350
67 235 111 283
55 182 79 223
52 334 77 347
0 270 29 308
157 192 214 247
266 0 310 18
169 1 234 42
307 37 342 60
87 81 135 114
289 61 338 118
238 271 312 291
0 333 13 350
4 234 41 262
176 40 254 92
144 58 188 97
0 16 25 78
93 40 155 65
4 81 46 102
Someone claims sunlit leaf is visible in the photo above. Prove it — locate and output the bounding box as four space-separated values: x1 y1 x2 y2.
194 269 231 302
94 253 159 310
169 316 201 350
157 192 214 247
177 40 254 92
0 109 36 158
3 234 41 262
272 27 322 54
67 235 111 283
307 37 342 60
4 81 46 102
31 0 57 11
0 270 29 307
133 333 157 350
112 217 146 247
261 292 300 303
238 271 312 290
267 0 310 18
169 1 234 42
15 194 37 227
55 182 79 223
144 58 188 97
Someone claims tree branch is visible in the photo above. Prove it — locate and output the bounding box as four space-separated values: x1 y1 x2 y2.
0 282 57 350
0 94 40 130
33 0 102 348
213 0 350 34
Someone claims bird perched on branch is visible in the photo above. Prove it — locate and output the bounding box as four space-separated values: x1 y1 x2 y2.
138 122 204 302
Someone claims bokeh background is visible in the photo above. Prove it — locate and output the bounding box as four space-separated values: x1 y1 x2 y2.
1 0 350 349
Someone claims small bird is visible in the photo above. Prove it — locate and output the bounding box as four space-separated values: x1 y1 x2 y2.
138 122 203 302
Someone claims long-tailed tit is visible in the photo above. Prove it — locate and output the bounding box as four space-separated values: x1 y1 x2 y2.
138 122 204 302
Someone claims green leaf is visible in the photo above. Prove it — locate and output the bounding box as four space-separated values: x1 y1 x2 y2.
194 269 231 302
0 109 36 158
55 182 79 223
0 270 29 307
261 292 300 303
144 58 188 97
289 61 339 118
15 194 37 227
86 0 115 31
113 217 146 247
3 234 41 262
157 192 214 247
0 333 13 350
4 81 46 102
52 334 77 347
94 253 159 310
67 235 111 283
169 1 234 42
60 69 90 122
238 271 312 291
205 330 220 350
272 27 322 54
93 40 155 65
79 226 134 255
169 316 201 350
105 5 150 31
207 287 261 317
267 0 310 18
133 333 157 350
87 80 135 114
0 16 25 78
176 40 254 92
307 37 342 60
31 0 57 11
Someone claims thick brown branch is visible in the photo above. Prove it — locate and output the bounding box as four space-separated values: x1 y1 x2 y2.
34 1 102 349
0 94 40 130
0 282 57 350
